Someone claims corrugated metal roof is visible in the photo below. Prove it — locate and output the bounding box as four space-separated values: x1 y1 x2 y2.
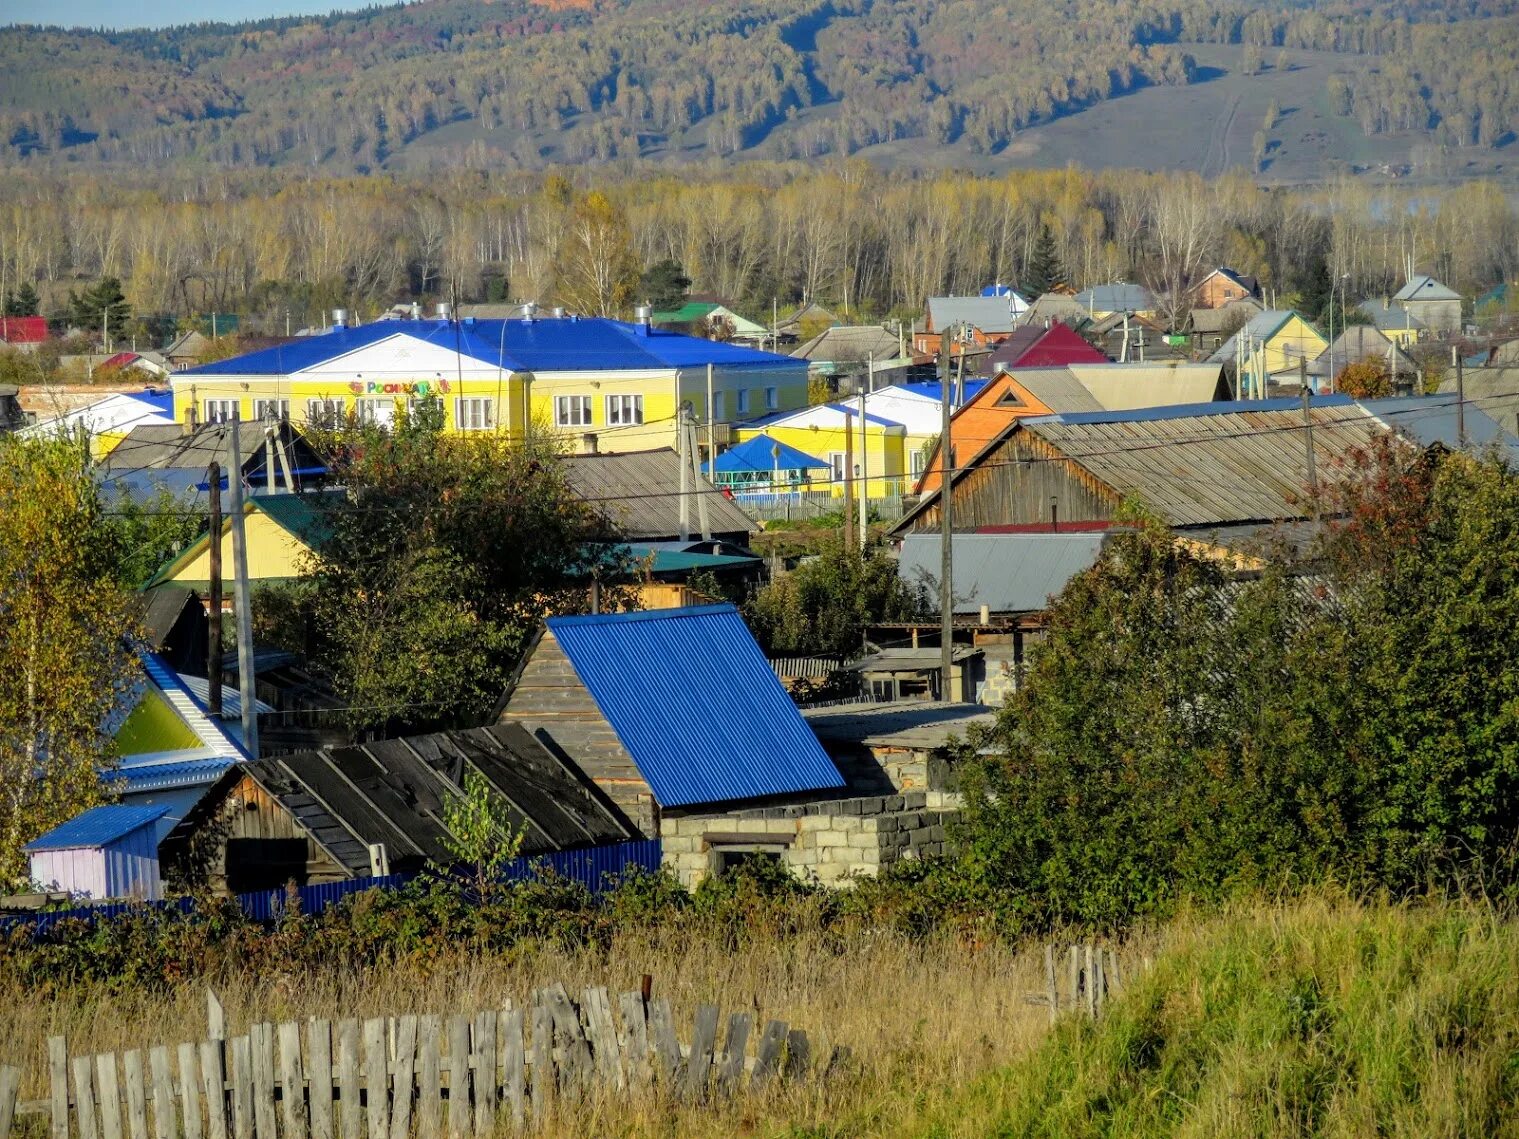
1067 363 1228 409
178 318 799 377
562 449 755 540
897 531 1114 614
1020 397 1505 528
1393 276 1461 302
790 325 902 363
115 759 236 792
1074 284 1154 313
1005 367 1106 412
546 605 845 807
707 434 830 473
928 295 1024 333
25 804 169 852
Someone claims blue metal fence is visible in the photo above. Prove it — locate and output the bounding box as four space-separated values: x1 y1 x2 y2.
10 840 663 936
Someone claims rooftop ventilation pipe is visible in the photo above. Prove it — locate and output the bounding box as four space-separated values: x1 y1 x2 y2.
521 302 537 324
332 309 347 329
634 304 652 336
434 302 451 321
551 306 566 318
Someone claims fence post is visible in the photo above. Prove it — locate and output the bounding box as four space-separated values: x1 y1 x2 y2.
0 1065 23 1139
304 1021 332 1139
207 992 226 1043
1044 944 1058 1024
70 1058 97 1139
1084 946 1096 1018
48 1036 69 1139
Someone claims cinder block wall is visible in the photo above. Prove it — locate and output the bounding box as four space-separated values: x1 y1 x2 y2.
661 792 960 888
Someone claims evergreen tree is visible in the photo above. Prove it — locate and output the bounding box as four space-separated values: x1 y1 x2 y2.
67 277 130 341
640 258 692 311
1022 225 1066 297
4 282 39 317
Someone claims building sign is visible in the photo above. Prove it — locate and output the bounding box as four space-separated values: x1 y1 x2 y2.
347 379 453 396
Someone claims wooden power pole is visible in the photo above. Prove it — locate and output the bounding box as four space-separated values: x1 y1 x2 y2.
939 329 955 703
207 460 223 719
226 419 259 756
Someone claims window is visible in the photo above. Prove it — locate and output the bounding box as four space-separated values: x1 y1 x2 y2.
454 397 494 432
736 389 750 415
253 398 290 423
765 386 779 411
554 395 592 427
306 398 343 428
911 449 927 478
203 399 239 424
605 394 643 426
353 398 395 427
828 452 847 484
713 391 726 421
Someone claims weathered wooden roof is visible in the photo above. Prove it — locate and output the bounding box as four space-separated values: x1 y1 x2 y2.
202 725 632 876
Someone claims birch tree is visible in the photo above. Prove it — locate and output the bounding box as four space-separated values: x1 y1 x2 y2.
0 435 140 887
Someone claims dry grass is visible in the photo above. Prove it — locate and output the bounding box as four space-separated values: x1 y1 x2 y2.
2 923 1058 1137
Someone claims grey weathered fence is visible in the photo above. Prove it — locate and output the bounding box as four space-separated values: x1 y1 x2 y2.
1028 943 1148 1022
10 983 819 1138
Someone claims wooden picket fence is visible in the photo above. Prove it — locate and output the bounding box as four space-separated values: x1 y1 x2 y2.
6 983 822 1139
1027 943 1150 1022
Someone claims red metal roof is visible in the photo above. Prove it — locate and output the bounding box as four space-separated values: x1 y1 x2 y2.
985 323 1108 369
0 316 47 344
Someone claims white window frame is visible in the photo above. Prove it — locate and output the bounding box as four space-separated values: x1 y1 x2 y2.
453 396 495 432
253 398 290 423
554 395 592 427
353 397 395 427
910 449 927 478
306 398 343 428
605 393 643 426
736 388 751 415
765 386 779 410
203 398 239 424
828 451 847 484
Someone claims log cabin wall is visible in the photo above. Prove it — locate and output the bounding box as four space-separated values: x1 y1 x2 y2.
499 630 656 836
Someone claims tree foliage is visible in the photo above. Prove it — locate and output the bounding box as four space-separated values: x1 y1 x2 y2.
0 435 141 887
66 277 129 340
639 259 692 310
301 408 626 735
955 444 1519 930
745 536 928 658
1021 224 1066 296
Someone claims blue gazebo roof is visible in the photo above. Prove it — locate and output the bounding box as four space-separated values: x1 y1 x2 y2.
704 434 830 474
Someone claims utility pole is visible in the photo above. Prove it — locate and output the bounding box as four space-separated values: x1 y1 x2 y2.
857 382 868 550
842 409 855 551
939 327 955 703
1454 345 1466 447
689 408 711 543
226 418 259 756
1300 359 1319 524
677 403 691 542
207 460 223 720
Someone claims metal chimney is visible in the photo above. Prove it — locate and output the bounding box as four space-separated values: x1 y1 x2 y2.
332 309 347 329
634 304 652 325
434 302 451 321
551 306 566 318
521 302 537 323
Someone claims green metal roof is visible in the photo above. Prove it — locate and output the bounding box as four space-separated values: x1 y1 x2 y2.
652 302 720 324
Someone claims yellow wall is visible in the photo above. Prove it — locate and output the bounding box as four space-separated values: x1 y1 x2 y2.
160 510 316 586
1263 315 1328 375
733 420 912 499
171 368 809 451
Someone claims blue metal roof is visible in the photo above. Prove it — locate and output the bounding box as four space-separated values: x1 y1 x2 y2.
114 759 237 793
25 804 169 852
179 318 801 377
544 605 845 808
896 380 988 403
705 434 830 474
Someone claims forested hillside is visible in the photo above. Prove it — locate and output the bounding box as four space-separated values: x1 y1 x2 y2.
2 0 1518 179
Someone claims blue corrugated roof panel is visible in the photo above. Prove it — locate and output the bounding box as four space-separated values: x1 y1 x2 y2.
545 605 844 808
25 804 169 852
180 319 801 377
114 759 237 792
705 434 830 473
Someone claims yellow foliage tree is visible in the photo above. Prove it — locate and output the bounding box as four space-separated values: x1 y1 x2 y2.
550 191 639 318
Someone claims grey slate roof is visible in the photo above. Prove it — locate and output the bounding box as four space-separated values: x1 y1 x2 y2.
897 531 1114 614
1073 284 1155 313
1189 298 1264 336
183 725 633 876
1393 276 1461 302
791 325 903 363
1006 367 1106 412
1358 299 1426 332
562 448 755 542
928 296 1022 334
802 700 995 749
1016 293 1089 329
1314 327 1419 376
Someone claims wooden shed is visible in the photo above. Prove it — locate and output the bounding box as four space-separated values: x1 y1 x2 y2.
160 724 632 895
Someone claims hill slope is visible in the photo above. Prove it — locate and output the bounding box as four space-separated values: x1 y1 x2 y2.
898 897 1519 1137
2 0 1518 180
